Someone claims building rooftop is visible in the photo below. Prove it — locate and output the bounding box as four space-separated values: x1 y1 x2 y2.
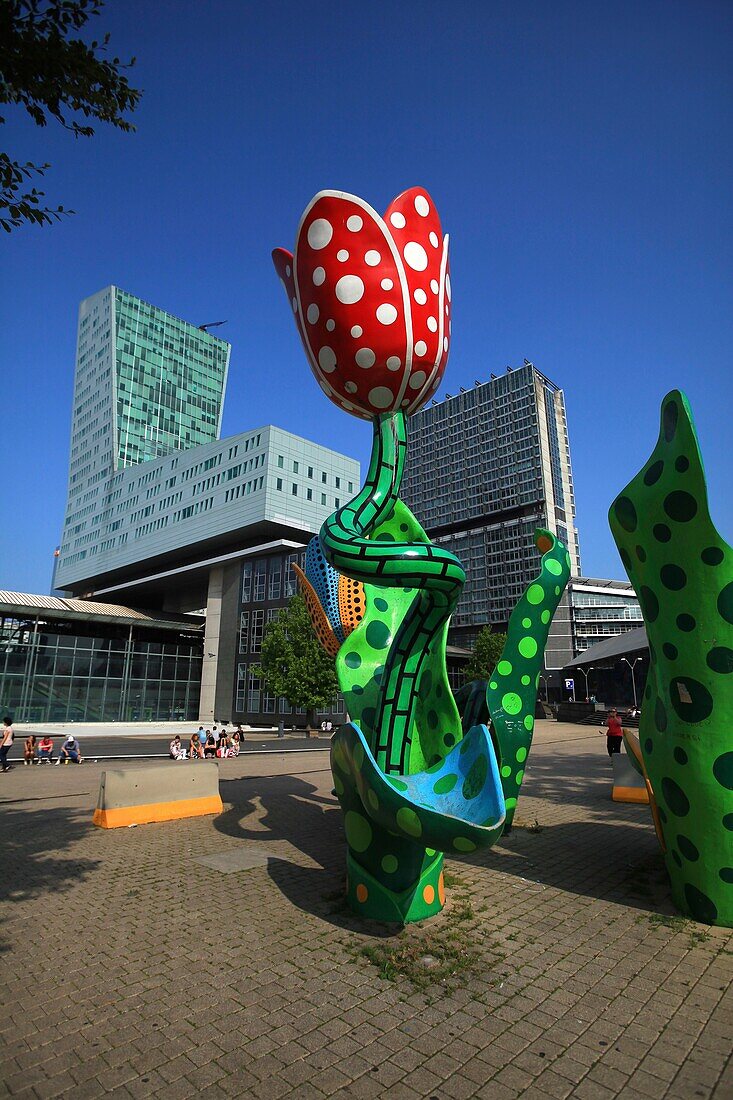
0 592 203 634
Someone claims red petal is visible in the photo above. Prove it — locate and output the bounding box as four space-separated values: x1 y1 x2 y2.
295 191 410 419
383 187 450 413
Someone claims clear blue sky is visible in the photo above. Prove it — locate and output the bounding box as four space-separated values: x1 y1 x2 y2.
1 0 731 594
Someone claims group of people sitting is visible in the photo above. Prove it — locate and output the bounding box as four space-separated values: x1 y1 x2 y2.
23 733 83 765
169 723 245 761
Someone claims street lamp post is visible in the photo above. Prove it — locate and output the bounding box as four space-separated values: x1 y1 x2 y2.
577 666 595 701
538 674 549 703
620 657 644 709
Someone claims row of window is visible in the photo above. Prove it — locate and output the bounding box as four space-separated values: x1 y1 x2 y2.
274 480 339 507
275 455 353 492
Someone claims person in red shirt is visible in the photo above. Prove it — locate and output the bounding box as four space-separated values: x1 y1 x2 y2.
604 709 624 756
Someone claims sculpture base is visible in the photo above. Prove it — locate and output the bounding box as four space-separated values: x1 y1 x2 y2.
346 849 445 923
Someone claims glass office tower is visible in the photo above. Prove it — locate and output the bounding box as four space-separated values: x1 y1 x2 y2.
58 286 230 579
402 363 581 647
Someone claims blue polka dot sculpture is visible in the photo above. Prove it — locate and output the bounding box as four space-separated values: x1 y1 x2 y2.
610 390 733 928
273 186 570 922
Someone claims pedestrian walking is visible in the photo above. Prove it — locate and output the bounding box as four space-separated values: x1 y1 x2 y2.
603 708 624 757
0 716 14 772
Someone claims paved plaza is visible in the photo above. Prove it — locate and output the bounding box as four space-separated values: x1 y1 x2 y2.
1 721 731 1099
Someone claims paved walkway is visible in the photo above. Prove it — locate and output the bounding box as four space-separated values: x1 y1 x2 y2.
1 722 730 1099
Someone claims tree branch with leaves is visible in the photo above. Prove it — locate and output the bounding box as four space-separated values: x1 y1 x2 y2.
0 0 142 232
253 595 341 730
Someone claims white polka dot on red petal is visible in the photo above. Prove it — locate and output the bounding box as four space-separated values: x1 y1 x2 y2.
429 232 439 248
415 340 427 356
318 347 337 372
376 304 398 325
308 219 333 249
369 386 393 408
386 357 401 371
350 325 362 338
381 278 393 290
337 250 349 262
404 242 428 271
414 195 430 216
365 250 381 266
427 316 437 332
335 275 364 304
409 371 426 389
347 215 363 232
355 348 375 368
313 267 326 286
430 279 439 294
307 304 319 324
326 319 335 332
390 212 406 229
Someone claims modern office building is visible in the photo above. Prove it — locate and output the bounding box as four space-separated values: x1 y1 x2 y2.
56 286 230 587
546 576 644 678
0 592 203 722
402 363 581 648
51 287 361 725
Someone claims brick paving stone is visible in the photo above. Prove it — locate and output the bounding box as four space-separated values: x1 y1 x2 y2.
1 729 731 1100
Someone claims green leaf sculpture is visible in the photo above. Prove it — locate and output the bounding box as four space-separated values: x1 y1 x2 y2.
609 390 733 927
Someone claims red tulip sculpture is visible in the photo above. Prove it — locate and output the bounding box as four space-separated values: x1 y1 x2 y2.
272 187 451 419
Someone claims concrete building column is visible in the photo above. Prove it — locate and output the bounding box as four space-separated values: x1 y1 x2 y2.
199 565 224 725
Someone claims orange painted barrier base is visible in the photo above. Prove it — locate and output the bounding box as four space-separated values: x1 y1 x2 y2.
93 794 223 829
612 785 649 804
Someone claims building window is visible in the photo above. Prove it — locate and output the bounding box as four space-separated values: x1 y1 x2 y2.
276 478 283 491
348 481 353 493
335 476 340 489
262 691 276 714
285 553 299 597
334 498 340 508
253 560 266 601
307 466 313 479
293 460 299 473
241 562 252 603
251 609 265 652
322 472 327 484
247 670 261 711
321 493 327 505
291 483 298 495
238 612 249 653
268 558 282 600
306 488 313 501
235 663 247 711
277 455 283 468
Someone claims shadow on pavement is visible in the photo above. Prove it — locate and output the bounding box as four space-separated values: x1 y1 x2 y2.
456 819 672 915
216 775 398 937
0 806 99 952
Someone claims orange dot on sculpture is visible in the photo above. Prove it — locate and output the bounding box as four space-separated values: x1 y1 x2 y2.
423 884 435 905
438 872 446 906
356 884 368 903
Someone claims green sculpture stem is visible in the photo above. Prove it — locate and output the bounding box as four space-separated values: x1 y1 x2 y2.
322 411 465 775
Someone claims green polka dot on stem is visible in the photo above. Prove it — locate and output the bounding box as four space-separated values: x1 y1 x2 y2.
344 811 372 853
396 807 422 837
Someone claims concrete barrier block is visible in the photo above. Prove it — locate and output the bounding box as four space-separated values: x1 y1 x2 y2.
612 752 650 804
93 761 223 828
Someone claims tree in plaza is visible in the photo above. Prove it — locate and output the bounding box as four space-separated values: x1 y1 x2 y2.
253 595 340 731
463 626 507 683
0 0 142 232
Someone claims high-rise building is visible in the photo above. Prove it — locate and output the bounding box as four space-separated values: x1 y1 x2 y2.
58 287 230 584
52 287 360 724
402 363 581 648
